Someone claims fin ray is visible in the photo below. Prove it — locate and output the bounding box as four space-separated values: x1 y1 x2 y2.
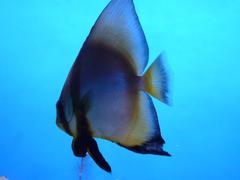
143 53 169 104
85 0 149 75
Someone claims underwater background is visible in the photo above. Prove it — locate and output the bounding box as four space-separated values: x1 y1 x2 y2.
0 0 240 179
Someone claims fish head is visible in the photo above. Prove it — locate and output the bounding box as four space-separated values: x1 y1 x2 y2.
56 95 75 136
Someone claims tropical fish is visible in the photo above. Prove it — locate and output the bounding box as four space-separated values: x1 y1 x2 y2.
56 0 170 173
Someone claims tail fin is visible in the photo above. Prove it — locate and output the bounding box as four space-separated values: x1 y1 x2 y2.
87 138 112 173
143 53 169 104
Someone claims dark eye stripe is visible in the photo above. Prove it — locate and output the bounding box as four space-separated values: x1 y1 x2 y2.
56 101 73 136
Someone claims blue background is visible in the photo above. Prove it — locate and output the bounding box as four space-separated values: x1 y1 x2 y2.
0 0 240 179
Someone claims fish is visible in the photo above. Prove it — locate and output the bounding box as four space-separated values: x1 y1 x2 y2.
56 0 170 173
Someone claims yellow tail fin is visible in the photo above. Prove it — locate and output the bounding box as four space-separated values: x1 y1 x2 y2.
143 53 169 104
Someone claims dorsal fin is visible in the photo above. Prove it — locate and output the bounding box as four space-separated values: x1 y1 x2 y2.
84 0 149 75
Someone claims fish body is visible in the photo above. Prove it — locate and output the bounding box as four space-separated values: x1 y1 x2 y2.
56 0 170 172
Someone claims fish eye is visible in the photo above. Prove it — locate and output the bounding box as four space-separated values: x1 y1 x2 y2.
56 101 64 122
57 100 65 113
56 100 68 130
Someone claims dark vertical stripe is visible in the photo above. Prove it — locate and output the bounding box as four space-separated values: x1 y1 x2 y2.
56 101 73 136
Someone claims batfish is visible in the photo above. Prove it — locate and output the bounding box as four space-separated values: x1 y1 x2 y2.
56 0 170 173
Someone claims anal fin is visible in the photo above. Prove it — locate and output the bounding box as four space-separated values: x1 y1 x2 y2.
118 136 171 156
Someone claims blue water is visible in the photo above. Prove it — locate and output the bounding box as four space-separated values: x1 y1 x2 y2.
1 0 240 179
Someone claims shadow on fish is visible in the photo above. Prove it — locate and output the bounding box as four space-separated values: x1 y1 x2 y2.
56 0 171 173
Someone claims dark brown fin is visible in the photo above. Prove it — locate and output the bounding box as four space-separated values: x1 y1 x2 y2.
72 137 88 157
87 138 112 173
118 136 171 156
